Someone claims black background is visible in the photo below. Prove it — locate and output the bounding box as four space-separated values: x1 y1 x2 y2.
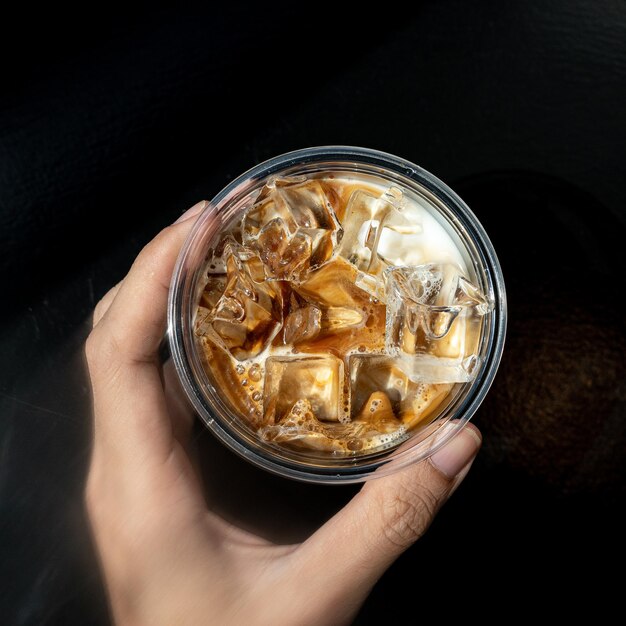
1 1 625 624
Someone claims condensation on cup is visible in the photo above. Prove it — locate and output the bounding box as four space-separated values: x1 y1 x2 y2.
168 147 506 483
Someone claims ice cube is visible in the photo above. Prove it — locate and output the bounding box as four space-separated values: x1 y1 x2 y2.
384 263 492 382
242 177 342 281
320 307 365 332
263 355 345 423
352 391 398 429
279 289 367 348
336 187 422 301
259 399 347 452
395 354 478 385
259 397 407 453
199 275 227 310
295 257 367 308
375 220 424 267
194 305 213 337
255 219 312 281
281 292 322 345
347 390 409 451
197 238 284 361
355 272 386 303
349 354 453 428
291 258 386 356
336 188 397 275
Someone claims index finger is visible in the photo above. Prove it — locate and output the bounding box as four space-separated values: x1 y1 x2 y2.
94 200 207 365
85 201 206 460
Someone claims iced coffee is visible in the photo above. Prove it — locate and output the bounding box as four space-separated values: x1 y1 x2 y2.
192 174 493 455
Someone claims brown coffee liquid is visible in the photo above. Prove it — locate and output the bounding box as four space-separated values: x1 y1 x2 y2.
194 175 489 454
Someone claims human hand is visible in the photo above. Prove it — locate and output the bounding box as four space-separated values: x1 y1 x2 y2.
85 201 482 626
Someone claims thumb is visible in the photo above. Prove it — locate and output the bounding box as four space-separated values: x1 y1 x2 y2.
298 425 481 595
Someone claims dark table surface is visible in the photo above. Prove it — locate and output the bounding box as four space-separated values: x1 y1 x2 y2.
2 1 625 623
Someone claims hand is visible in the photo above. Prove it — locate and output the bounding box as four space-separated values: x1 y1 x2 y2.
85 201 482 626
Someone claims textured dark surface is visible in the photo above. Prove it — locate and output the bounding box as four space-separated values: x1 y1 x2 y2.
1 1 625 624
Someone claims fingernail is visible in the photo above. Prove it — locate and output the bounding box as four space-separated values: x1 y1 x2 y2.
430 426 481 478
174 200 207 224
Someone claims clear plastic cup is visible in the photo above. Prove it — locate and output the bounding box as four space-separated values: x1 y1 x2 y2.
168 146 506 483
